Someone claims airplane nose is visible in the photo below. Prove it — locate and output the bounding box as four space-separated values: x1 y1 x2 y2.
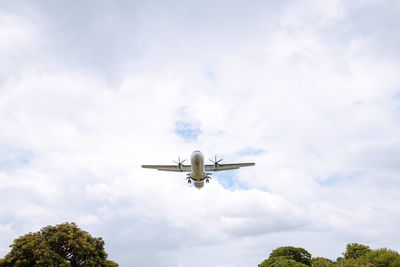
194 182 204 189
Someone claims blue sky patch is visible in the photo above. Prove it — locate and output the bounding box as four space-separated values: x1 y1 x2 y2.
318 174 343 186
318 171 364 186
215 170 248 191
0 148 33 172
204 68 217 83
174 121 201 142
238 148 265 156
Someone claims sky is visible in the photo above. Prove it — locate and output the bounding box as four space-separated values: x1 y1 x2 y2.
1 0 400 266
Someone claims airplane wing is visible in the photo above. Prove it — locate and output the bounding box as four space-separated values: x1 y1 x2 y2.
204 162 255 172
141 165 191 172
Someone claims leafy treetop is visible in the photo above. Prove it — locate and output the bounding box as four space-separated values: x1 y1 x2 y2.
260 244 400 267
259 256 308 267
268 246 312 266
0 222 118 267
343 243 372 259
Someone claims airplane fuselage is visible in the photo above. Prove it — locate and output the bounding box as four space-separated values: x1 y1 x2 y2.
190 150 208 189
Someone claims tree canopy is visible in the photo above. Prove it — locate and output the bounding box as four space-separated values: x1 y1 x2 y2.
268 246 312 266
259 256 308 267
364 248 400 267
259 246 312 267
0 222 117 267
343 243 372 259
311 257 334 267
260 243 400 267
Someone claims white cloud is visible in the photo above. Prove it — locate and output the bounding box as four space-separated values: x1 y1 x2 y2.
1 1 400 266
0 11 40 53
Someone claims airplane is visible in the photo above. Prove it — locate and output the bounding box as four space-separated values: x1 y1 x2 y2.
142 150 255 189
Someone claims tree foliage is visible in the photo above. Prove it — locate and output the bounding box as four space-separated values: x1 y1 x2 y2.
364 248 400 267
260 243 400 267
259 246 312 266
343 243 372 259
268 246 312 266
0 222 117 267
311 257 334 267
259 256 308 267
335 257 371 267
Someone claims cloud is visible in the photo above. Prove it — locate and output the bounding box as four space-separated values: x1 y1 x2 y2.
1 1 400 266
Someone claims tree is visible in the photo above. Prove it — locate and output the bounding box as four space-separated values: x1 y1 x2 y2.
364 248 400 267
311 257 334 267
259 256 308 267
343 243 371 259
0 222 118 267
334 258 371 267
268 246 312 266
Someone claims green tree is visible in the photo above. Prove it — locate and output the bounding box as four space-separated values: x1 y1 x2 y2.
343 243 371 259
259 256 308 267
364 248 400 267
335 258 371 267
0 222 118 267
311 257 334 267
268 246 312 266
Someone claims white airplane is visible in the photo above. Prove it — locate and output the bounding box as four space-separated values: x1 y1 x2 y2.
142 150 255 189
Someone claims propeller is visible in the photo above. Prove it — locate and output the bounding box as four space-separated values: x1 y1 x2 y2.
209 155 223 169
173 157 186 169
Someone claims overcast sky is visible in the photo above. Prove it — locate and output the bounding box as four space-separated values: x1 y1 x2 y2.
1 0 400 266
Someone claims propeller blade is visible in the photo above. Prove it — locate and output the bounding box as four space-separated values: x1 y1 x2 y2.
210 155 223 163
174 157 186 166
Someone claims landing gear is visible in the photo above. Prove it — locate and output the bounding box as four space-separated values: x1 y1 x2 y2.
206 178 210 183
188 179 192 184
